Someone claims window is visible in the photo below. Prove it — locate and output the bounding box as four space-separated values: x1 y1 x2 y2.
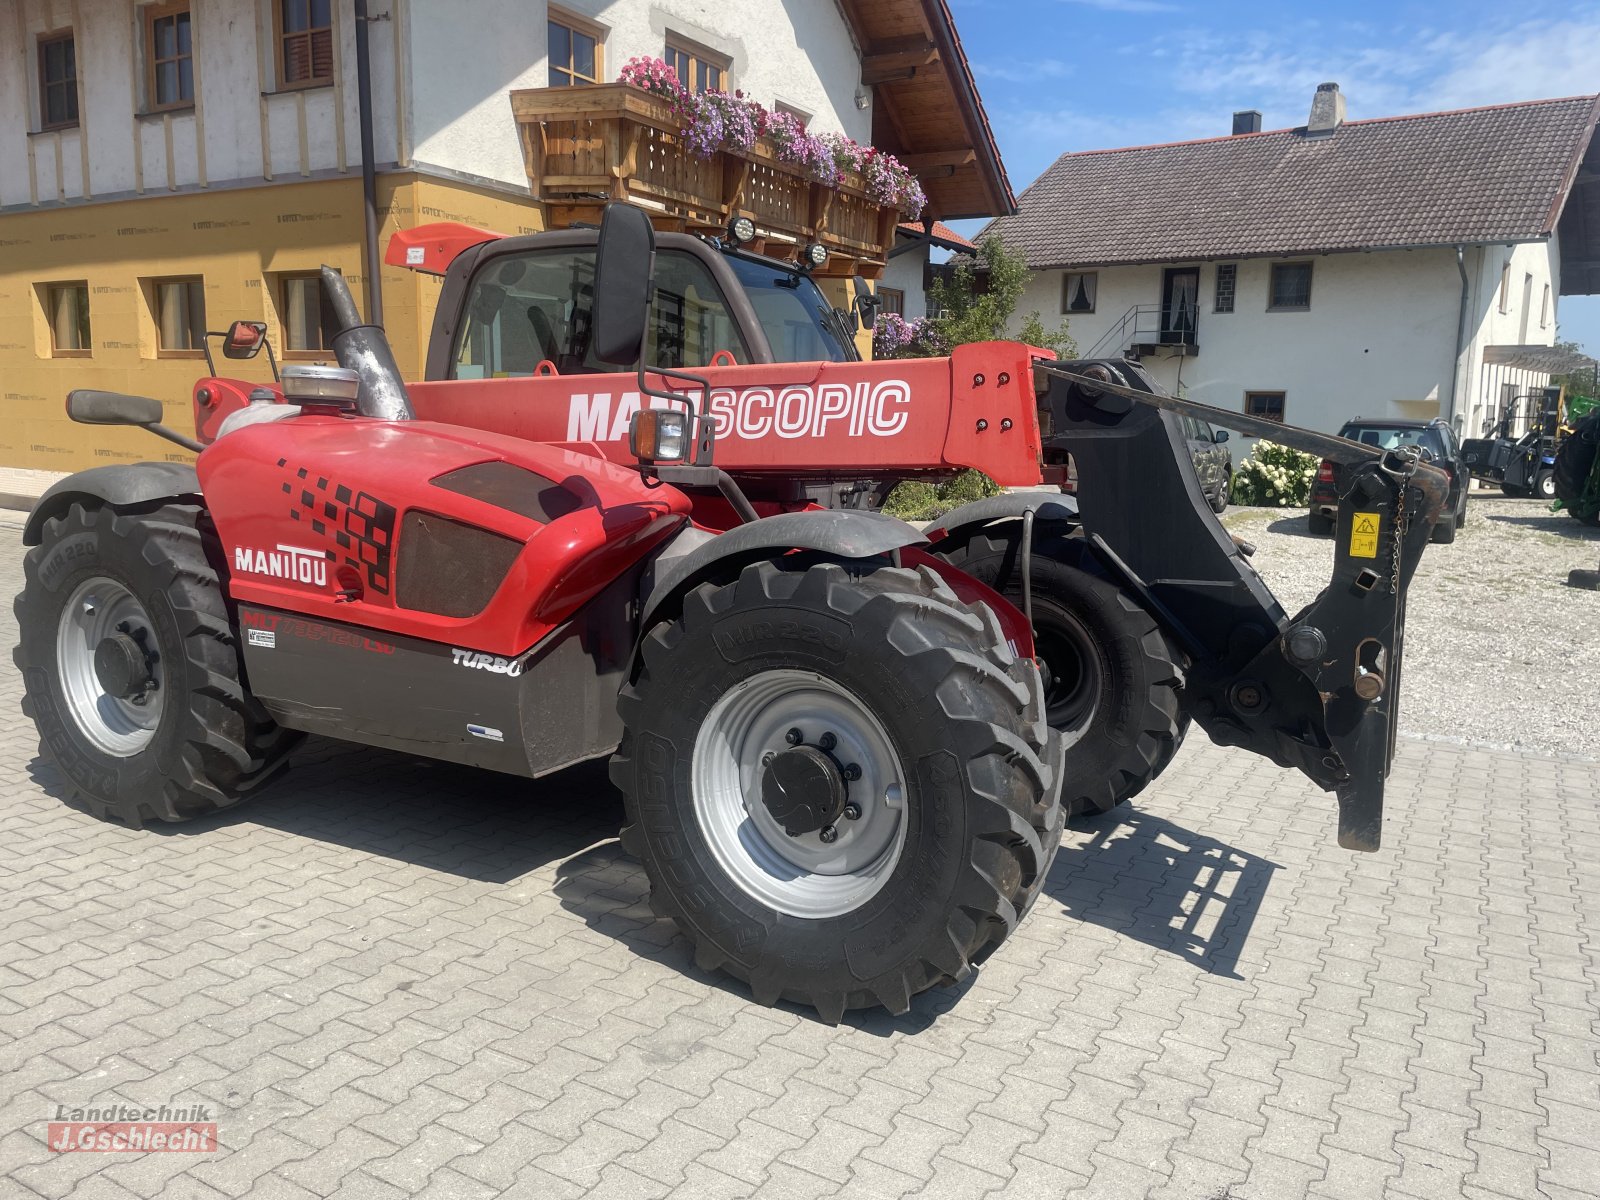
145 4 194 110
1214 263 1237 313
276 0 333 89
547 9 602 87
664 36 728 93
38 31 78 131
773 102 810 126
1268 262 1312 310
451 248 754 379
877 287 904 316
150 278 207 354
1541 283 1552 328
43 283 91 356
1245 391 1285 423
1061 271 1097 314
1498 259 1511 313
279 273 327 353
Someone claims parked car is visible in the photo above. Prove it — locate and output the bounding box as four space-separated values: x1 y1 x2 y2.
1184 414 1233 513
1309 418 1468 544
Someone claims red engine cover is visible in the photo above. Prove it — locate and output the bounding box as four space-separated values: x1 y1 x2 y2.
198 414 690 656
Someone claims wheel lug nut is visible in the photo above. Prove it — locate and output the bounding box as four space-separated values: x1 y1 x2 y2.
762 752 775 766
819 825 838 843
785 728 803 745
818 732 837 751
843 763 861 781
843 803 861 821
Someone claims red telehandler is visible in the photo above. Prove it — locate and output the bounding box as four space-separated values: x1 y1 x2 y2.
14 204 1446 1020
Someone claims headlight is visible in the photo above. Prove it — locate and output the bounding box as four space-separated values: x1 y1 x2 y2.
803 242 828 269
728 215 756 245
629 408 690 462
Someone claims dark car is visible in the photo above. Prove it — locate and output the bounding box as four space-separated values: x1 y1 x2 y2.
1184 414 1233 512
1309 417 1468 544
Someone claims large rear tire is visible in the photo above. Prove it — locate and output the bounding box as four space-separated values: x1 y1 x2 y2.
14 503 300 826
612 560 1063 1021
930 522 1187 817
1554 413 1600 525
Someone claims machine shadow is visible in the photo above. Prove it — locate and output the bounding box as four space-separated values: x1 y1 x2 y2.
1265 515 1328 540
1044 807 1279 981
1485 512 1599 540
29 736 625 885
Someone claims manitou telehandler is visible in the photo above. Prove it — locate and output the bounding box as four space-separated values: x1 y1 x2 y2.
15 204 1446 1020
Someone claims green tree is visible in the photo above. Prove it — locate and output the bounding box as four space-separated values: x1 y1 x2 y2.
882 236 1074 519
926 235 1076 358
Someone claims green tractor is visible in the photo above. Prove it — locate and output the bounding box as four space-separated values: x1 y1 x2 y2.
1553 392 1600 527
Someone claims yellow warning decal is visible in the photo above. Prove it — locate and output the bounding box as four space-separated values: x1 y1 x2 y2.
1349 512 1381 559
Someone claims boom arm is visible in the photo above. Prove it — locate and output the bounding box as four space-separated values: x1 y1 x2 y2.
1036 359 1447 850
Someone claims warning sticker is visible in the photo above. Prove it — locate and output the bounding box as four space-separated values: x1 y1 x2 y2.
1349 512 1381 559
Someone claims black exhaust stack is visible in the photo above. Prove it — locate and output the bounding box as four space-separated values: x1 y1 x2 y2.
319 265 413 422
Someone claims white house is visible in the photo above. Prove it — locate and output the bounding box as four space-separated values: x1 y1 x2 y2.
985 84 1600 440
880 220 976 320
0 0 1013 478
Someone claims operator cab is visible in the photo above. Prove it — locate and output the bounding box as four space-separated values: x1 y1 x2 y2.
431 227 859 383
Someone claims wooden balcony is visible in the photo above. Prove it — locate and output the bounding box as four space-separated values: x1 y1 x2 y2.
510 84 901 277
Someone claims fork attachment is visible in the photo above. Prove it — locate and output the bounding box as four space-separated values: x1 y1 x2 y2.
1036 359 1448 850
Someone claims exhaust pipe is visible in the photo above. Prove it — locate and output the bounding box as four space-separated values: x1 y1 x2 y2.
319 265 413 422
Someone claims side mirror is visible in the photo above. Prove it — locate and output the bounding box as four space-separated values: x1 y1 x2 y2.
591 202 655 367
1213 429 1230 444
853 276 882 325
222 320 267 360
66 390 163 427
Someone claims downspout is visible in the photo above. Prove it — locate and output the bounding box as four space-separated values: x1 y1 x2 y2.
355 0 383 325
1447 244 1470 430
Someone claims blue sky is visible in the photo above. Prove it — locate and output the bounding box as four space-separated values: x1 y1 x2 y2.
948 0 1600 357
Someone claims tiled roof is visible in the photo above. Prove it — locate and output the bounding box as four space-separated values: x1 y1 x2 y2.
897 220 975 250
983 95 1600 269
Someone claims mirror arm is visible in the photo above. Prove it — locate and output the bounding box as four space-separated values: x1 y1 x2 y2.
148 423 206 454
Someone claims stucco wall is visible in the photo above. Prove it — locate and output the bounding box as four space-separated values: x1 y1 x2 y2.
879 247 928 321
407 0 870 190
1015 247 1558 438
1457 239 1560 438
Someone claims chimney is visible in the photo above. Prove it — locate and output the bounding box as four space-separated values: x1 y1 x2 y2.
1307 82 1345 134
1232 110 1262 136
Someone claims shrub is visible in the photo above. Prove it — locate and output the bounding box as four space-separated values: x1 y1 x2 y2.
1230 440 1318 506
881 470 1002 520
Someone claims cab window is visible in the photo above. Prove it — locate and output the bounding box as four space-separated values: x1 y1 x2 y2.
452 247 751 378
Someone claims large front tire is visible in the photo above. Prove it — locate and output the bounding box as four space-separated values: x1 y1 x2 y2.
930 522 1187 817
612 560 1063 1021
14 502 300 826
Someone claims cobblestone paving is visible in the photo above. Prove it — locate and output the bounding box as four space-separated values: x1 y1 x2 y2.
2 520 1598 1200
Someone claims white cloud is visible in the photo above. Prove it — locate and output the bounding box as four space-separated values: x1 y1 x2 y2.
975 58 1071 83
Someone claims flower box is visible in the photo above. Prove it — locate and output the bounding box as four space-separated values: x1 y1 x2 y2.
509 83 902 277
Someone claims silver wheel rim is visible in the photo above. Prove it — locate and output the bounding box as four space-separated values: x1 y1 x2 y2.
691 669 908 919
55 577 164 757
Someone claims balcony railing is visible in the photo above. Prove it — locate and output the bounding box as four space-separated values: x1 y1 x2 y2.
1084 303 1200 360
510 84 900 276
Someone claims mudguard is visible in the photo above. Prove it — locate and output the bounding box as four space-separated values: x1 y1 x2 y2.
23 463 201 546
923 493 1079 541
640 509 927 630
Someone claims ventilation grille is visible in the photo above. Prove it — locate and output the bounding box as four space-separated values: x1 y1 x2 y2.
396 512 522 618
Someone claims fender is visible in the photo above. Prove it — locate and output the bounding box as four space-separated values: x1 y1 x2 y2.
23 463 201 546
923 492 1079 542
639 509 928 632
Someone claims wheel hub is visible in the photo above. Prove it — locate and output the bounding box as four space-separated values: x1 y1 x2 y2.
761 745 846 836
93 631 157 702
